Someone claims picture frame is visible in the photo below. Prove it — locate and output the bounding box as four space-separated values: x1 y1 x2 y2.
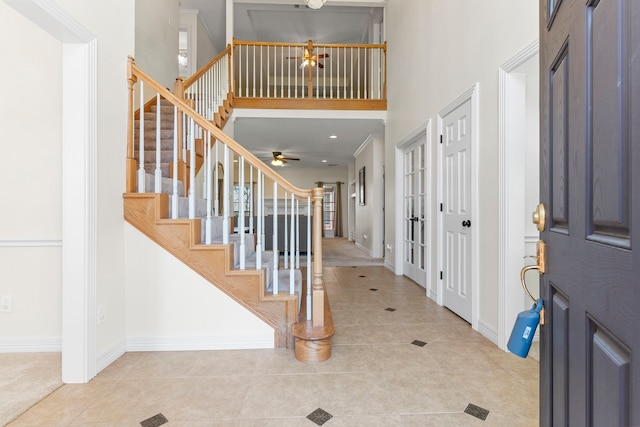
359 167 366 206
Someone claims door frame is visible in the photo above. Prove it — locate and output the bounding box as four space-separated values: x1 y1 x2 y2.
437 84 479 330
497 40 540 350
5 0 98 382
394 119 432 295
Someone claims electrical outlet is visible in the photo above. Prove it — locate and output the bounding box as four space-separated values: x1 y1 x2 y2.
97 304 106 324
0 295 13 313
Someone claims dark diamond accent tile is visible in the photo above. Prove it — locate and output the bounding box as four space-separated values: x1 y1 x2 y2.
369 288 378 291
464 403 490 421
386 307 396 312
307 408 333 426
351 266 357 268
359 275 367 278
411 340 427 347
140 413 168 427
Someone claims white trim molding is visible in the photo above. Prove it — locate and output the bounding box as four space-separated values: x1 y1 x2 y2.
5 0 99 383
0 239 62 247
498 40 539 351
0 337 62 353
478 320 498 346
126 335 274 352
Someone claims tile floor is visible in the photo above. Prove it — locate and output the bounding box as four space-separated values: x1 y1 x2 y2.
8 266 539 426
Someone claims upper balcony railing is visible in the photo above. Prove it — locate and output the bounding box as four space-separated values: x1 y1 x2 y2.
232 39 386 110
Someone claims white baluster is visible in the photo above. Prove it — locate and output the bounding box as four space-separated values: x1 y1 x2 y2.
154 94 162 193
205 131 213 244
202 133 208 200
223 144 230 244
171 106 179 219
261 173 266 261
296 198 300 269
181 113 189 166
350 47 354 99
188 118 196 219
289 193 295 295
307 196 312 321
239 156 246 270
249 166 254 234
256 169 262 270
214 140 219 216
284 192 288 270
137 83 145 192
272 182 278 295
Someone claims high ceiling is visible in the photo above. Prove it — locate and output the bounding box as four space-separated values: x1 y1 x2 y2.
178 0 386 170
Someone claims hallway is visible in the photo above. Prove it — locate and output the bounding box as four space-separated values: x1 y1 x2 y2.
8 266 538 426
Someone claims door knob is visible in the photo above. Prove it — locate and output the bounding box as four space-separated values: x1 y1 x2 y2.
532 203 546 232
461 220 471 227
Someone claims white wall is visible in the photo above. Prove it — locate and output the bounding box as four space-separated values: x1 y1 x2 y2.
354 135 384 257
135 0 179 90
0 3 63 348
195 12 218 68
125 224 274 349
180 9 218 76
385 1 538 334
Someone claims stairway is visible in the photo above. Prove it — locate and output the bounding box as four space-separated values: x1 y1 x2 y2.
127 97 303 348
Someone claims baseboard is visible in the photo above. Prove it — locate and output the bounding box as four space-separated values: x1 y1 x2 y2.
126 335 274 352
0 337 61 352
428 288 438 302
383 260 395 272
355 242 373 257
97 339 126 374
477 320 499 345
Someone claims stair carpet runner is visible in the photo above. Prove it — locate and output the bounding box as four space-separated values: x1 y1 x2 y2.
134 98 302 299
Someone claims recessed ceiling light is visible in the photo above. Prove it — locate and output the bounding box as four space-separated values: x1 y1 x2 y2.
329 135 337 139
322 160 327 163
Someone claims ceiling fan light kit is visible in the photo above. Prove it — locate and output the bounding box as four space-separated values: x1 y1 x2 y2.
304 0 326 10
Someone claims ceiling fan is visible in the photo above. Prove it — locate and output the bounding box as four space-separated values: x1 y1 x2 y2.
287 48 329 69
271 151 300 166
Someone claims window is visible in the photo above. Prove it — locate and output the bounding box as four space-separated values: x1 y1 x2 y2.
233 184 252 216
323 184 336 233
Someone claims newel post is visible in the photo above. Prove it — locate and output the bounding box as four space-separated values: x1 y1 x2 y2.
126 56 137 193
311 187 325 327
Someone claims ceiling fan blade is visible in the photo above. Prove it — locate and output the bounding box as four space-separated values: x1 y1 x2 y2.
316 53 329 58
282 157 300 161
317 62 324 69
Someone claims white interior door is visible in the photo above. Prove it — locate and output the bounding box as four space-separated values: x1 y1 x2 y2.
441 98 472 323
403 136 427 288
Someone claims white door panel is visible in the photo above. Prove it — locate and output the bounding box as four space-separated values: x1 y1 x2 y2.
403 136 428 288
441 99 472 323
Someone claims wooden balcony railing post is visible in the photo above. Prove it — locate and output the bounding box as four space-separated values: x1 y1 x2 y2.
383 41 387 101
126 56 137 193
307 40 313 99
311 186 325 327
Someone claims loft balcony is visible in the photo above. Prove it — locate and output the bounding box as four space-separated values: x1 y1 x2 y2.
232 39 386 111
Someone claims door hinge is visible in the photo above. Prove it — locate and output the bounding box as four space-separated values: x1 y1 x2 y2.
440 135 443 144
440 271 443 280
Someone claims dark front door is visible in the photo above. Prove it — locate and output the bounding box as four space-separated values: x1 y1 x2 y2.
539 0 639 425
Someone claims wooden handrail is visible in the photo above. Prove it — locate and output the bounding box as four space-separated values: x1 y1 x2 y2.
233 39 386 50
183 44 232 89
128 57 311 199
